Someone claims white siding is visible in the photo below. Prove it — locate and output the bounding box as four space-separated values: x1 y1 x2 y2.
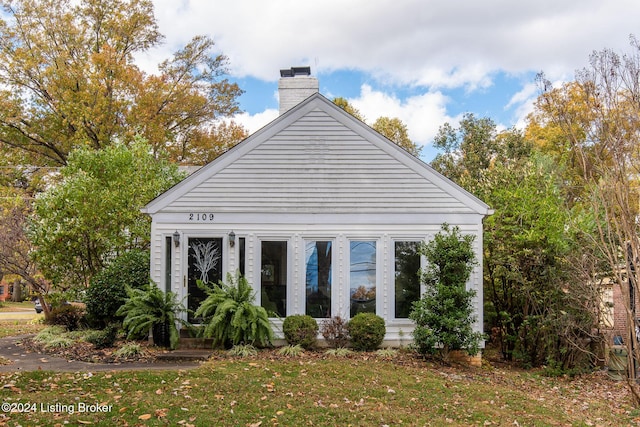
167 109 472 214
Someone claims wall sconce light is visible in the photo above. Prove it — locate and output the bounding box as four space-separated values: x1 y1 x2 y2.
229 231 236 247
173 230 180 247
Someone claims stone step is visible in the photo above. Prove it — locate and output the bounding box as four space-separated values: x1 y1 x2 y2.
155 349 212 362
177 337 215 350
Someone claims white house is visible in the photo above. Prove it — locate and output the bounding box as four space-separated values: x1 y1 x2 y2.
142 67 492 345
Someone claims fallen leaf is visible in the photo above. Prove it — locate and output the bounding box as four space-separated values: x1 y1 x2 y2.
138 413 152 420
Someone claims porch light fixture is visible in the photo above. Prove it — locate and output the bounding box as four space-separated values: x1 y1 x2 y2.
229 231 236 247
173 230 180 247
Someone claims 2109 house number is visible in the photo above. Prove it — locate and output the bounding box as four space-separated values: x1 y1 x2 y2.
188 213 215 221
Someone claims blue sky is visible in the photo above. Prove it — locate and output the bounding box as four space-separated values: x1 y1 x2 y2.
145 0 640 162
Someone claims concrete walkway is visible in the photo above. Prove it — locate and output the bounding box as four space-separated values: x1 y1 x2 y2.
0 336 210 372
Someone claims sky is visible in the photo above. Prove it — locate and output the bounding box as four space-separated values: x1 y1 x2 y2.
143 0 640 161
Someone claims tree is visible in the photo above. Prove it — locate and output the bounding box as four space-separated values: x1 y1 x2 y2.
482 154 597 368
431 113 501 187
27 138 184 289
535 36 640 393
432 115 599 369
372 117 422 157
410 224 483 362
332 97 421 157
0 0 244 166
176 120 248 165
333 97 365 121
0 201 50 312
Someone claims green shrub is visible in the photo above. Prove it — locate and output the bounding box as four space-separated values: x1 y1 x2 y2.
85 250 150 327
325 347 353 357
228 344 258 357
195 273 273 348
85 324 119 349
114 343 144 358
33 326 67 345
347 313 386 351
116 284 188 350
409 225 484 361
376 348 398 358
43 336 74 349
320 316 350 349
282 315 318 349
278 344 304 357
45 304 85 331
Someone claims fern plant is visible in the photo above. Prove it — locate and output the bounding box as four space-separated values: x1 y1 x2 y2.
116 284 188 350
194 273 273 348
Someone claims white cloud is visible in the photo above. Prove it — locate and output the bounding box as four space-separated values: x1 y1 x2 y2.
233 109 279 134
349 85 457 148
150 0 640 88
144 0 640 157
506 83 539 129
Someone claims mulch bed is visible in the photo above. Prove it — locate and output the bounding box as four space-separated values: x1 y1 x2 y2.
18 337 160 364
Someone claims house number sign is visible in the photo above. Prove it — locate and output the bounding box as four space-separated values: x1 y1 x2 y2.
188 213 215 221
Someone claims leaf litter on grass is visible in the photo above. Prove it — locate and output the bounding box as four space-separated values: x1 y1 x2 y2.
0 349 635 426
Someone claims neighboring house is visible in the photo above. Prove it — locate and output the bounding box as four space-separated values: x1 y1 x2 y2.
142 67 492 346
0 280 11 302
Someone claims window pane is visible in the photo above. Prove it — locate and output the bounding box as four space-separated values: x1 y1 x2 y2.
305 241 332 318
350 241 376 316
395 241 421 318
164 236 172 294
261 241 287 317
238 237 246 276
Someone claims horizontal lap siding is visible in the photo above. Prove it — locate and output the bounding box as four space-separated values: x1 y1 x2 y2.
170 109 471 213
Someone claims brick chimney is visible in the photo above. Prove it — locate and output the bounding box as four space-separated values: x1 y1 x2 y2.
278 66 319 115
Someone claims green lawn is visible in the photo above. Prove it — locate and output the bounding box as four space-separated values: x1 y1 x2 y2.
0 351 635 426
0 301 37 312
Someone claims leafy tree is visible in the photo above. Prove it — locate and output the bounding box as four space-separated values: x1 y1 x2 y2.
332 97 421 157
482 154 594 367
410 224 483 362
0 0 244 166
431 113 502 187
27 138 184 289
372 116 422 157
0 201 50 312
432 115 599 369
333 97 365 121
534 36 640 391
177 120 248 165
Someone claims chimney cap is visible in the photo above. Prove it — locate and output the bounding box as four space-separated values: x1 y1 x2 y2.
280 66 311 77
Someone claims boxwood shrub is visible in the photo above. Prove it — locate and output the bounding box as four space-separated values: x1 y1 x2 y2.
347 313 386 351
282 314 318 349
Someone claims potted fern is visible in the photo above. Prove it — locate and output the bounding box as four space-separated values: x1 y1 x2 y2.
195 273 273 348
116 284 189 350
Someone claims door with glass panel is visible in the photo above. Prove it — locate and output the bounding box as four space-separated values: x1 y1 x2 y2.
187 237 223 323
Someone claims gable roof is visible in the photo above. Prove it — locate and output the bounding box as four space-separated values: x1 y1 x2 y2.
143 93 491 216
